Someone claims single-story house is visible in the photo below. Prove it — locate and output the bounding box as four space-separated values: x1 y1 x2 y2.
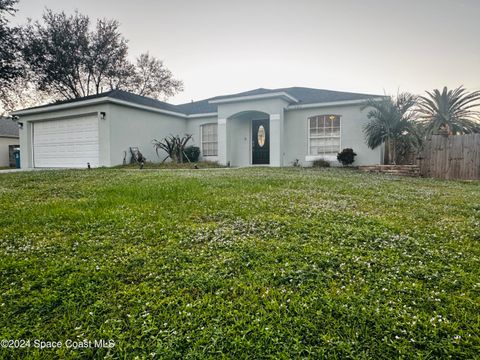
11 87 385 168
0 117 19 167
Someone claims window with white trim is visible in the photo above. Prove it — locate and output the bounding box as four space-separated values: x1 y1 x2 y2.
201 123 218 156
308 115 341 156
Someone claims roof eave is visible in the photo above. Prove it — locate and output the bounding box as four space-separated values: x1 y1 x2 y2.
0 134 19 139
10 97 110 116
187 112 218 118
286 97 385 110
11 96 189 118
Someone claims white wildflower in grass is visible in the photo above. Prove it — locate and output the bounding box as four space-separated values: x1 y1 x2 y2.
0 167 478 358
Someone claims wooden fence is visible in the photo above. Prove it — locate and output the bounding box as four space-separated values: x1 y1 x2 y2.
417 134 480 180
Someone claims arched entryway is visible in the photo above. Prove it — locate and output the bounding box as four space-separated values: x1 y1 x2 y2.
228 111 270 166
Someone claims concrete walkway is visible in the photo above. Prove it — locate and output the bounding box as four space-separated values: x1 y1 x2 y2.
0 168 34 173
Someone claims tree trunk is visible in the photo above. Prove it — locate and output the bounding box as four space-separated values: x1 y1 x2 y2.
170 150 177 164
386 138 393 165
391 139 397 165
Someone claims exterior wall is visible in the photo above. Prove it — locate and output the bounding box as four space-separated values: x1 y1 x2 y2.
17 104 109 168
284 104 382 166
216 98 288 167
229 112 256 167
185 116 218 162
108 104 186 165
0 137 19 167
16 96 383 169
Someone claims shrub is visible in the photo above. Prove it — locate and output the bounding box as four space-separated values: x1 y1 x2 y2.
153 134 193 163
312 159 330 168
183 146 200 162
337 148 357 166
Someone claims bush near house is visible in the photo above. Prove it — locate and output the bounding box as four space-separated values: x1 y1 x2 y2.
337 148 357 166
312 159 330 167
153 134 193 163
182 146 200 163
0 168 478 359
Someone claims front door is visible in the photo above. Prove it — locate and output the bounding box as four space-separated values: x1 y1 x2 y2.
252 119 270 165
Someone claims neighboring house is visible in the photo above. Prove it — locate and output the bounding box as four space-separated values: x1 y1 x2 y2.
11 87 384 169
0 117 19 167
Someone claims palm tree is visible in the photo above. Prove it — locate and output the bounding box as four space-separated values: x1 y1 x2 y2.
417 86 480 135
362 93 419 164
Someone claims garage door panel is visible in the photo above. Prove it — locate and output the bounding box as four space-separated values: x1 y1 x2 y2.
33 116 100 168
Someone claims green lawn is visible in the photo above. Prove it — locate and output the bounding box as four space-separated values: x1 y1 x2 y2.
0 168 478 359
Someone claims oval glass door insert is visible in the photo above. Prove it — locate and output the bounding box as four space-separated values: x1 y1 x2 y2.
257 125 266 147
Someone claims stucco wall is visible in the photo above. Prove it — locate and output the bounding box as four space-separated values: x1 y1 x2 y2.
108 104 186 165
0 137 19 167
284 105 382 166
229 114 253 167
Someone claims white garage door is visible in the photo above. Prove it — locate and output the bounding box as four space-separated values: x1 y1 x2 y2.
33 116 100 168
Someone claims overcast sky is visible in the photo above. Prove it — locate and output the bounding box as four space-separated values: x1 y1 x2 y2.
12 0 480 105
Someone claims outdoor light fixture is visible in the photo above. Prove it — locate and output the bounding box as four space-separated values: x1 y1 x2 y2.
17 122 23 129
100 112 106 120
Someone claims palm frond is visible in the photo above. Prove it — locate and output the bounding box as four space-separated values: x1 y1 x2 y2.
418 86 480 135
362 92 419 164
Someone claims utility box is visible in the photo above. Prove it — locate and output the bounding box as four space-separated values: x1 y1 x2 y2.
13 148 20 168
8 145 20 168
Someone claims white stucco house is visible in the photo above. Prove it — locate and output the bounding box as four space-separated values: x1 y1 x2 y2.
11 87 384 168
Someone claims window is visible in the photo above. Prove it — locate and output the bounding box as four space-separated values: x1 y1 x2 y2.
201 123 218 156
308 115 340 156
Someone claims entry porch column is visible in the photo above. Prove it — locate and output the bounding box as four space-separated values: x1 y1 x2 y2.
217 118 229 166
269 113 284 167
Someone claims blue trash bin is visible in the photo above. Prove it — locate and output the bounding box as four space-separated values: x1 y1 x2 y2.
13 148 20 168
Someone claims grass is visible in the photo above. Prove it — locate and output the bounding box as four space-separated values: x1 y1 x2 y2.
0 167 478 359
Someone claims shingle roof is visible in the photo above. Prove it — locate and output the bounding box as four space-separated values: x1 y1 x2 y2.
15 87 382 116
175 99 217 115
176 87 381 114
0 117 19 138
107 90 185 113
277 87 381 104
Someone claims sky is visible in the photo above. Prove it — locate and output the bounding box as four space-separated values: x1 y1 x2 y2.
11 0 480 105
